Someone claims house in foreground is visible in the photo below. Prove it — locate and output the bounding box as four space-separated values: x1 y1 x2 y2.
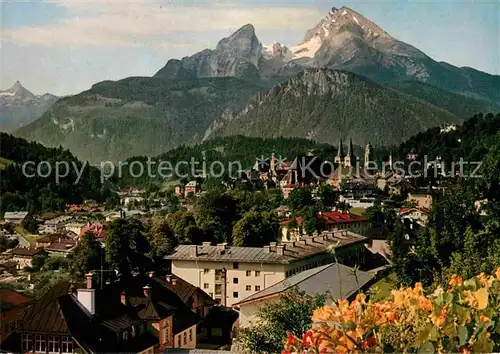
233 263 374 328
2 272 211 353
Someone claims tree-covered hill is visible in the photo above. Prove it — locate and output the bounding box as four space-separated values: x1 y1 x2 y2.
388 81 500 119
0 133 110 214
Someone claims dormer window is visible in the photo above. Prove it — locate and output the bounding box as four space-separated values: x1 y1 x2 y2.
122 331 128 341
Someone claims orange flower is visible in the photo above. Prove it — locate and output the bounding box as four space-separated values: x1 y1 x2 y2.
432 308 447 327
386 311 397 322
449 274 463 287
479 315 490 323
419 298 433 312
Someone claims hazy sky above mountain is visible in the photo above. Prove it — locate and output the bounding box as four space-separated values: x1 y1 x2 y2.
1 0 498 95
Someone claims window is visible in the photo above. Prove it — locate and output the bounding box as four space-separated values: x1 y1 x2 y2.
203 283 209 289
61 336 73 353
215 284 222 295
183 331 187 345
255 271 260 277
35 334 46 353
22 334 33 352
189 328 193 342
48 335 59 354
255 285 261 291
122 331 128 341
246 270 251 276
233 291 239 298
177 336 181 347
233 277 238 284
204 268 210 274
132 325 137 337
246 285 251 291
209 292 213 298
233 262 239 269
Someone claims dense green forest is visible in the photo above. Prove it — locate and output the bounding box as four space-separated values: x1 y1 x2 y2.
0 133 111 214
394 113 500 168
370 113 500 287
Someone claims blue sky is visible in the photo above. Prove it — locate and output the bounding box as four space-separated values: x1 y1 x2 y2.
1 0 499 95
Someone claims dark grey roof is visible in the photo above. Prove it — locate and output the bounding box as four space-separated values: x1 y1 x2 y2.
167 231 367 264
233 263 374 306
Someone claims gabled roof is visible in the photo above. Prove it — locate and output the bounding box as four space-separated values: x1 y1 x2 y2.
3 212 29 220
0 289 31 310
233 263 374 306
20 281 71 333
9 247 45 257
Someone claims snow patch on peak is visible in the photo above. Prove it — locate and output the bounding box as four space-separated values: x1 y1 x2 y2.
290 36 322 59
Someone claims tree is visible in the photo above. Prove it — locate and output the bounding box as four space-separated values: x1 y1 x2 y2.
69 232 104 281
287 188 313 213
146 216 178 263
194 191 240 243
316 184 339 210
232 211 280 247
29 252 49 272
238 288 326 354
106 218 151 279
168 211 205 244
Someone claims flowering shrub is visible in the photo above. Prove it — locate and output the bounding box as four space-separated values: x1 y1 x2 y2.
283 270 500 353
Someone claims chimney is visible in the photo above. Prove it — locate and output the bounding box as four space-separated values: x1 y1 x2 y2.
263 245 270 253
143 285 151 297
190 246 198 257
148 271 155 278
120 291 128 306
217 243 227 250
166 275 172 283
172 277 177 286
276 245 285 256
85 272 94 289
77 288 96 315
202 241 211 246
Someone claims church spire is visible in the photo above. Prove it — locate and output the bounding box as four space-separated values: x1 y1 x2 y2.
347 138 354 157
336 138 344 157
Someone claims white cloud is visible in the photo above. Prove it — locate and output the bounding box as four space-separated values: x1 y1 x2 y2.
3 1 322 48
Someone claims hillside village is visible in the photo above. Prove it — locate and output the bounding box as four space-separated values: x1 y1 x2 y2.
0 139 454 353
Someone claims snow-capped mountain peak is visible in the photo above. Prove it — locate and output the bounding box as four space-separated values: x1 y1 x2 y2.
0 81 36 100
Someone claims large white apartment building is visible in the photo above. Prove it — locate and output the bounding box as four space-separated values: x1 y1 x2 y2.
167 230 367 307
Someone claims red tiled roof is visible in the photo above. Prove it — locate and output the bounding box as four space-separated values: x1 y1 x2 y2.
80 223 105 238
281 211 367 226
0 289 31 308
399 207 430 216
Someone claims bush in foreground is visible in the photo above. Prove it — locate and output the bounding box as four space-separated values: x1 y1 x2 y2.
284 270 500 353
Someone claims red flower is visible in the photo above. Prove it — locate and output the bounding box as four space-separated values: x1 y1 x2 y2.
286 331 295 347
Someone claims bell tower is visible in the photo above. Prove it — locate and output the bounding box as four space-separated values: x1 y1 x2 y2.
334 138 344 165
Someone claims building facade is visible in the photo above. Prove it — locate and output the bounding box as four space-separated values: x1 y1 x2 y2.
167 231 367 307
